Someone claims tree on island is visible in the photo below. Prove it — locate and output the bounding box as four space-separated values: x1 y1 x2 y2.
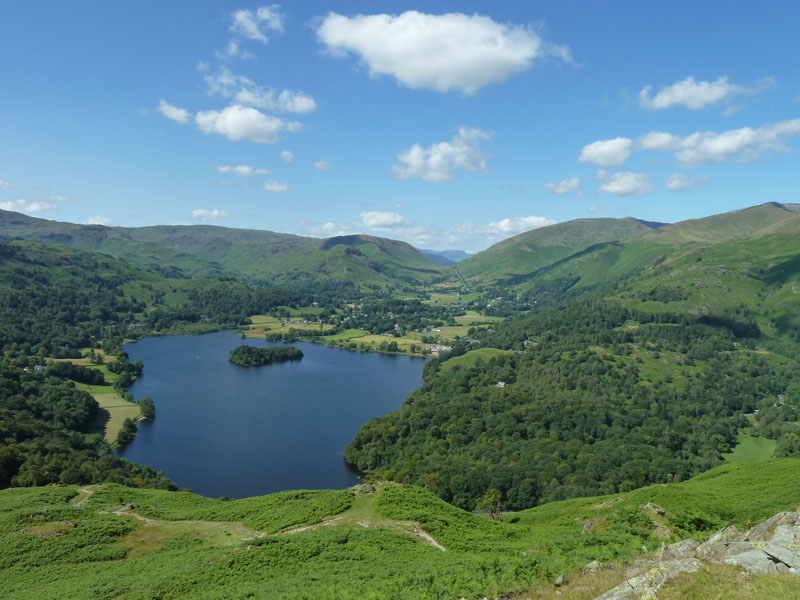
139 396 155 418
228 345 303 367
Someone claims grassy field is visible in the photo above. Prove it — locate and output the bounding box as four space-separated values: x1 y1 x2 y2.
2 460 800 599
65 362 141 444
440 348 516 371
724 434 777 462
454 310 503 325
243 315 334 337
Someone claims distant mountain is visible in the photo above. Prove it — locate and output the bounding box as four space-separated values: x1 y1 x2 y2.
508 203 800 312
459 217 664 282
0 210 448 288
418 249 472 266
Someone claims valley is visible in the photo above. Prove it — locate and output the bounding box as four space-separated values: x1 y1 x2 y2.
3 202 800 597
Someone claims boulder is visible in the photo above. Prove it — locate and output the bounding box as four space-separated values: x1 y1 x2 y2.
743 512 798 541
659 539 698 561
724 549 782 575
593 558 701 600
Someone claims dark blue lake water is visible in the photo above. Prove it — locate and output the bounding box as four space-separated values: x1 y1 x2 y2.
116 332 425 498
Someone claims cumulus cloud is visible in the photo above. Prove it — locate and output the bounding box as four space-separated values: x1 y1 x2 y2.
598 171 653 196
0 178 11 190
360 211 412 229
313 160 331 171
195 104 299 143
589 205 608 212
578 137 633 168
230 5 284 44
264 180 289 192
666 173 709 191
85 215 111 226
0 198 57 214
544 176 582 196
639 75 773 111
315 10 573 94
216 165 268 177
636 118 800 167
156 99 190 124
309 221 352 237
393 127 491 182
205 68 316 113
280 150 295 163
191 208 229 221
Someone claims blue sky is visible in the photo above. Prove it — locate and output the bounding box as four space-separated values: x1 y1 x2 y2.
1 1 799 252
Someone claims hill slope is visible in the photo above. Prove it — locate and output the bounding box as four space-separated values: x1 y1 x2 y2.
0 210 448 288
459 217 663 282
1 460 799 599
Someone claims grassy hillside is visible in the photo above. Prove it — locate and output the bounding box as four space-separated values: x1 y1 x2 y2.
458 217 661 283
1 460 798 599
0 210 448 288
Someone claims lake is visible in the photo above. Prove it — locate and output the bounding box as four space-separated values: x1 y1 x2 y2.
116 331 425 498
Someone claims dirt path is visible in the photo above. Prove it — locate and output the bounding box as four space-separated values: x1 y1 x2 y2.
99 506 266 540
72 487 94 507
280 515 446 552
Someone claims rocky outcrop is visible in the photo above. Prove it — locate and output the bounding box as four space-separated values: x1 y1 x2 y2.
594 559 701 600
592 506 800 599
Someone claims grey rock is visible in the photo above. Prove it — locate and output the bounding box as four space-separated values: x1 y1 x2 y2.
641 502 666 516
659 538 698 561
585 560 601 573
768 524 800 548
724 549 781 575
696 525 744 561
593 558 701 600
763 543 800 569
744 512 797 541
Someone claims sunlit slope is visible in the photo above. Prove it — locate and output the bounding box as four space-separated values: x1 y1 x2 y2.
458 217 661 283
514 203 800 306
0 210 448 287
2 460 799 599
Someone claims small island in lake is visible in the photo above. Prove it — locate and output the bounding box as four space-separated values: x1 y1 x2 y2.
228 345 304 367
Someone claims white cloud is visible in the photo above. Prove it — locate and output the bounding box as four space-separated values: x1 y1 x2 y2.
666 172 709 192
313 160 331 171
196 60 210 72
393 127 491 182
0 198 57 214
309 221 353 237
303 212 557 251
264 180 289 192
195 104 299 143
205 68 317 113
156 99 190 124
216 165 268 177
230 5 284 44
639 75 773 111
544 176 582 196
578 137 633 168
360 211 411 229
315 10 573 94
281 150 295 163
589 205 608 212
598 171 653 196
191 208 229 221
0 178 11 190
51 195 69 203
85 215 111 226
392 202 406 209
636 118 800 167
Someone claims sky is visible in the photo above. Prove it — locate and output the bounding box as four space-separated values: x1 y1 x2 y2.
1 1 800 253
